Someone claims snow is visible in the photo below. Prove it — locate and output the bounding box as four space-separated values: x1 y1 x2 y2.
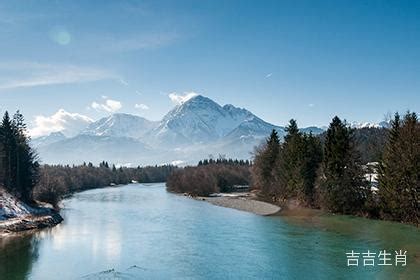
82 113 158 138
0 187 44 221
350 121 390 129
32 95 330 165
151 95 278 145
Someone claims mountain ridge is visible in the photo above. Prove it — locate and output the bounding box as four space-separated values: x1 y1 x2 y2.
32 95 382 166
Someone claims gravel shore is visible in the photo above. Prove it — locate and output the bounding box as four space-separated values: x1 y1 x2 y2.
198 195 281 216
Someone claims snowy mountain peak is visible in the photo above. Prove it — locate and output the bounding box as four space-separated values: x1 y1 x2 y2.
350 121 390 129
82 113 157 138
152 95 272 145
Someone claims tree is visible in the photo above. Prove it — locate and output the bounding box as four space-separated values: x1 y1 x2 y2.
273 120 322 204
379 112 419 224
252 129 280 197
273 120 304 199
0 111 39 202
0 111 15 192
300 133 323 204
320 116 368 214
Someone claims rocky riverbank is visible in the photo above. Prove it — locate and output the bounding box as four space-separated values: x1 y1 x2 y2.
0 187 63 235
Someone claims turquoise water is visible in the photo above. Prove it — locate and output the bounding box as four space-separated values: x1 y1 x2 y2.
0 183 419 279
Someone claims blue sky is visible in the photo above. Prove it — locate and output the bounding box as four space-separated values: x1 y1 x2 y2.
0 0 419 136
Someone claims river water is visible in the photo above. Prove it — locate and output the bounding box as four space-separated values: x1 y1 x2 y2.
0 183 419 279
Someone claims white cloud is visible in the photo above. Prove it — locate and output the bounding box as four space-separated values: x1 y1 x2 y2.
308 103 315 107
265 73 273 78
91 99 122 113
0 62 116 90
168 92 198 105
134 103 149 110
29 109 93 138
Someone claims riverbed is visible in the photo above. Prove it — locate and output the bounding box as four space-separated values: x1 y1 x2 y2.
0 183 419 279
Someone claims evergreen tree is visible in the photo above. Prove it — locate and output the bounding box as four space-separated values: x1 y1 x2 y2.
379 112 419 224
0 111 16 192
0 111 39 202
300 133 323 204
321 116 368 214
252 129 280 197
274 120 303 199
273 120 323 204
12 111 39 201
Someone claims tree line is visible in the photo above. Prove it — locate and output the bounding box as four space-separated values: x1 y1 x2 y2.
0 111 178 207
253 113 419 225
33 162 178 206
167 159 251 196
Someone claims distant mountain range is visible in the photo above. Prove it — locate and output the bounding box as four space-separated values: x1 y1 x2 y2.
31 95 388 166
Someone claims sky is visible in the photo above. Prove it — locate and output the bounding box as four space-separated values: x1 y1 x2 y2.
0 0 419 137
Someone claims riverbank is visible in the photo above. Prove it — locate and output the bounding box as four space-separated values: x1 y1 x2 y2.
194 192 281 216
0 187 63 235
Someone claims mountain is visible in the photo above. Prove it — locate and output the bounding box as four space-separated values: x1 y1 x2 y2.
149 95 280 146
31 132 66 148
82 113 158 138
350 121 390 129
33 95 326 165
300 126 325 135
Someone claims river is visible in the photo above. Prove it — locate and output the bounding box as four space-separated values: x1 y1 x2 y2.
0 183 419 279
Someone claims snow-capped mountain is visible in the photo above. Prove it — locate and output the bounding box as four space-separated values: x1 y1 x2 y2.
350 121 390 129
31 95 327 165
149 95 280 146
82 113 158 138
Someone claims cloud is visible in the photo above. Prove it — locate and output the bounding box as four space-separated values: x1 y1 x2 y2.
168 92 198 105
91 99 122 113
308 103 315 108
29 109 93 138
134 103 149 110
0 62 116 90
265 73 273 78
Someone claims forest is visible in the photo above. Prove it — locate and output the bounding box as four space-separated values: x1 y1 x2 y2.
167 112 419 225
252 113 419 225
0 111 177 207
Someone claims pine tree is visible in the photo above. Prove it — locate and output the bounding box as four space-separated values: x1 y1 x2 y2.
273 120 322 204
379 112 419 224
252 129 280 197
300 133 323 204
0 111 39 202
13 111 39 201
274 120 303 199
321 116 368 214
0 111 16 192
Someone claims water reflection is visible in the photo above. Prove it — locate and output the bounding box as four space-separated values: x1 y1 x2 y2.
0 232 39 280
